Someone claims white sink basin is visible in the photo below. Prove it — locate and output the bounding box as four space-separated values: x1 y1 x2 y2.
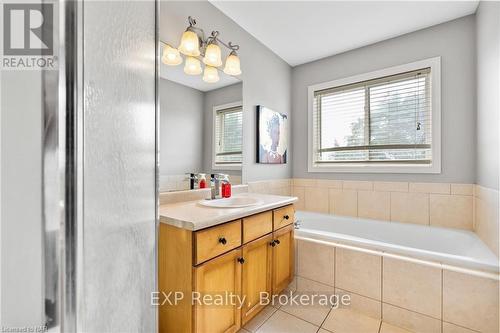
198 197 263 208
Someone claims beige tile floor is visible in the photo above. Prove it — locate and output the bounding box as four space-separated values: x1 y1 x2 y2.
239 303 416 333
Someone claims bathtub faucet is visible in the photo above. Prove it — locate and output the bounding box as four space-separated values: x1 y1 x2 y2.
294 220 301 229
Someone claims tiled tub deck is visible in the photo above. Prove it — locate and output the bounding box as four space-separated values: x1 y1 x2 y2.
238 210 498 333
286 211 499 333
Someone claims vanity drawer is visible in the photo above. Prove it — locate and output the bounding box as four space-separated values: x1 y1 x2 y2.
194 220 242 265
242 211 273 244
273 205 294 230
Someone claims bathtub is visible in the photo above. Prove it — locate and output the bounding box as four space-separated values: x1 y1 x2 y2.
294 210 499 275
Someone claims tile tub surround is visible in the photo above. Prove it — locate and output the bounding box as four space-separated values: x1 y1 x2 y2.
291 179 475 230
294 237 499 333
296 210 498 272
335 248 382 300
247 179 292 196
297 239 334 286
247 180 499 250
474 185 500 257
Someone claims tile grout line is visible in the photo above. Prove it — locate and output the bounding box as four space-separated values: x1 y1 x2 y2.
276 306 323 329
355 190 358 217
295 275 336 290
441 269 444 333
389 192 392 222
248 305 279 332
381 256 384 322
382 301 442 321
428 192 431 225
317 305 335 333
335 286 381 303
314 245 337 332
316 244 336 333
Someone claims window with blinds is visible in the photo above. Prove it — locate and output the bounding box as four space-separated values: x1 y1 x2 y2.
312 68 432 165
214 105 243 165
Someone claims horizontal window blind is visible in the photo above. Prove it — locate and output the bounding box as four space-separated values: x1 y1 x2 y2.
215 106 243 165
313 68 431 164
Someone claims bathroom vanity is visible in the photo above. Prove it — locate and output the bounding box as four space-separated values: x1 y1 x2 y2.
158 193 297 333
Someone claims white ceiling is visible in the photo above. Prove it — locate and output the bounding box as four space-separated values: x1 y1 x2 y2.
210 1 479 66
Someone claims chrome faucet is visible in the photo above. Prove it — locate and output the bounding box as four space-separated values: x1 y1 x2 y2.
210 173 226 199
185 173 199 190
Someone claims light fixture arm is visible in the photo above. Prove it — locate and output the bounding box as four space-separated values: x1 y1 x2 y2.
215 38 240 53
182 16 240 56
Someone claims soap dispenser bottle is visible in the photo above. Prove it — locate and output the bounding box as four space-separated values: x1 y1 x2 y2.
221 175 231 198
198 173 207 189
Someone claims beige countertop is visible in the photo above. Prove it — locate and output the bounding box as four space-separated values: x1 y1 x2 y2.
159 193 297 231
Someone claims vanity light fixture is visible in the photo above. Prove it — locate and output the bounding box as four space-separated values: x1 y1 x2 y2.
202 65 220 83
161 16 242 82
223 50 242 76
162 44 182 66
178 17 201 57
184 56 202 75
203 40 222 67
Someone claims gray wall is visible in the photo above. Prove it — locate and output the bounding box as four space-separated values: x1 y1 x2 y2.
292 15 476 183
0 71 44 327
80 1 156 331
476 2 499 190
203 82 242 174
160 79 204 175
160 1 292 183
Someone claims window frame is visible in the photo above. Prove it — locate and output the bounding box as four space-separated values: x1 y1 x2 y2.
307 57 441 174
212 101 243 171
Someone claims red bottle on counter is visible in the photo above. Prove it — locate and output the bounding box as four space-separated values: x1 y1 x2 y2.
221 175 231 198
198 174 207 189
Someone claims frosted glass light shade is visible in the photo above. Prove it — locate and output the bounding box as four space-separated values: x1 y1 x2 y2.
178 30 200 56
223 52 242 76
161 44 182 66
203 43 222 67
184 56 202 75
203 66 220 83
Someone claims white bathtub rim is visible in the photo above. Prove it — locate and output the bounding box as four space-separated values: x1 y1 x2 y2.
295 234 500 281
295 227 499 273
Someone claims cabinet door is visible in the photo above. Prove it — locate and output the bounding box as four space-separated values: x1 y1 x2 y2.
241 234 273 325
272 224 294 295
193 248 242 333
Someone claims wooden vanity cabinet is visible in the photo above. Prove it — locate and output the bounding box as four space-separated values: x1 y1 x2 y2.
241 234 273 325
271 224 294 295
158 204 295 333
193 248 242 333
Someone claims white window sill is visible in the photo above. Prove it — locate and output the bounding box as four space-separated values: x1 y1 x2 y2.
308 162 441 174
212 164 242 171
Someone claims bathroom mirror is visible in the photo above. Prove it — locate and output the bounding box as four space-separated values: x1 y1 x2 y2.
159 2 243 192
159 74 242 192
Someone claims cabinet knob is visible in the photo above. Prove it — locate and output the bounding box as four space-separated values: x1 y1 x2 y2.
237 257 245 264
269 240 276 247
284 215 290 220
275 239 281 245
218 237 227 245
